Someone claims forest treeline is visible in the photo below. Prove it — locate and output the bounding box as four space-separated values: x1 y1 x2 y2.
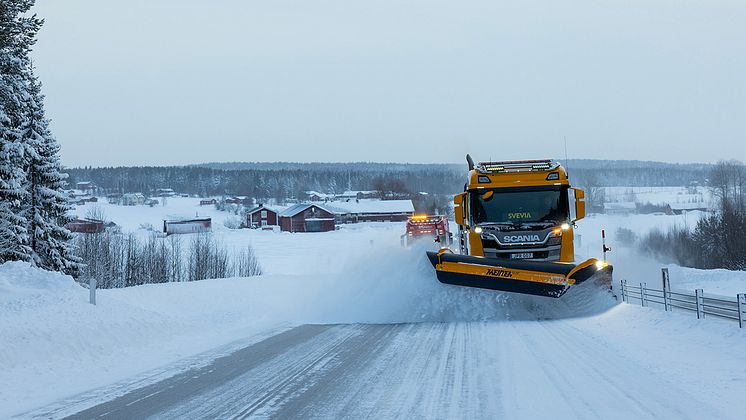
66 160 712 200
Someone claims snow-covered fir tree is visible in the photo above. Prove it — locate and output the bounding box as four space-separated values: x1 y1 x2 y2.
0 1 42 263
1 0 78 273
21 71 80 274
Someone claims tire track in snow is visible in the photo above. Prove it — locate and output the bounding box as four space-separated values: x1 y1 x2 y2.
288 323 504 419
61 324 342 419
505 319 727 419
264 324 401 419
157 325 367 419
536 320 728 419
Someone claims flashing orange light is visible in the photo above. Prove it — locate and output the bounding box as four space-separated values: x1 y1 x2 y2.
410 214 429 221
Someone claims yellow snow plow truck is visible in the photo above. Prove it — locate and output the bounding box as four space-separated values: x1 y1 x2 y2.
426 155 612 298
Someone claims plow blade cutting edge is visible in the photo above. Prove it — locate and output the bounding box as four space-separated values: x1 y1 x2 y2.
426 249 613 298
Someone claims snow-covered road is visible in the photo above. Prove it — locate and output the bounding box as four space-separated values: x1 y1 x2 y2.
47 319 735 419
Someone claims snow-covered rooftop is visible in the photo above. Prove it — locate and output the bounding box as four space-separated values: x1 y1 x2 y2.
336 190 377 197
325 199 414 215
279 203 330 217
247 204 281 215
304 191 333 198
669 203 711 210
604 202 637 210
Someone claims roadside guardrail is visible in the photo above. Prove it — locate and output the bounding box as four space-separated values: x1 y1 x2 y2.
620 268 746 328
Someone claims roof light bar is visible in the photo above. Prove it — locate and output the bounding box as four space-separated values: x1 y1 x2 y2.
475 159 559 174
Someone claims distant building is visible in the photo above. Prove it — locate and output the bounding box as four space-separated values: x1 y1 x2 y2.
305 191 333 202
224 196 252 205
200 198 217 206
246 204 279 228
667 203 711 215
121 193 146 206
279 203 335 233
163 217 212 235
76 181 97 194
326 199 415 223
156 188 176 197
66 218 105 233
603 202 637 215
65 189 91 200
335 190 378 200
75 196 98 206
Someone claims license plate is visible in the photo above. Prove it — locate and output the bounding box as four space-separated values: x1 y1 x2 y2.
511 253 533 259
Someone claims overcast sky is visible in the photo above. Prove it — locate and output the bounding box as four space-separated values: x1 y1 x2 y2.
31 0 746 167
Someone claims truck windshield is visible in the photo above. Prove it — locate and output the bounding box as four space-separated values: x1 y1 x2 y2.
470 187 569 226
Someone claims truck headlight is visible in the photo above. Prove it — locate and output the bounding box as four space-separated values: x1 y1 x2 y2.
474 226 483 234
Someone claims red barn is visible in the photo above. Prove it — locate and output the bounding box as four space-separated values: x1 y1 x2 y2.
246 204 278 228
279 204 335 233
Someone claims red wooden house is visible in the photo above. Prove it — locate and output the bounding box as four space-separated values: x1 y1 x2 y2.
246 204 279 228
279 204 335 233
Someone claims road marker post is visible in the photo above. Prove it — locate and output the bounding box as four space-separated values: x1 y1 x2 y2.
89 277 97 305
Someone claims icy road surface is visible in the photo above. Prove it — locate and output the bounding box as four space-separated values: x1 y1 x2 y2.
58 321 731 420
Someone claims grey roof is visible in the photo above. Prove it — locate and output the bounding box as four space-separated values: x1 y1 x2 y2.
279 203 332 218
246 204 278 215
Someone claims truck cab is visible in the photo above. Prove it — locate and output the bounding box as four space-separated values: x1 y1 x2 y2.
453 159 586 263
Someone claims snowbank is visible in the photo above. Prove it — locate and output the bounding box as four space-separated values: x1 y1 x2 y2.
0 263 290 417
0 261 80 303
664 265 746 296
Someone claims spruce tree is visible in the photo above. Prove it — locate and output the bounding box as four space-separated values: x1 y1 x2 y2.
0 0 41 264
21 72 80 275
2 1 78 273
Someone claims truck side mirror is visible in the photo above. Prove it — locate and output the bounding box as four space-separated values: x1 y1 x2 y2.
572 188 586 221
454 193 466 225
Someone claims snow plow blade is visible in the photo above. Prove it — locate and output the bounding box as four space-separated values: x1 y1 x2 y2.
426 249 612 298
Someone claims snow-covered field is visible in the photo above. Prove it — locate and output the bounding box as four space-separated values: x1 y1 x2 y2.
2 197 746 418
603 186 711 206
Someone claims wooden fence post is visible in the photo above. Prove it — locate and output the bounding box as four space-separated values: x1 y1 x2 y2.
640 282 647 307
737 293 745 329
621 280 627 303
